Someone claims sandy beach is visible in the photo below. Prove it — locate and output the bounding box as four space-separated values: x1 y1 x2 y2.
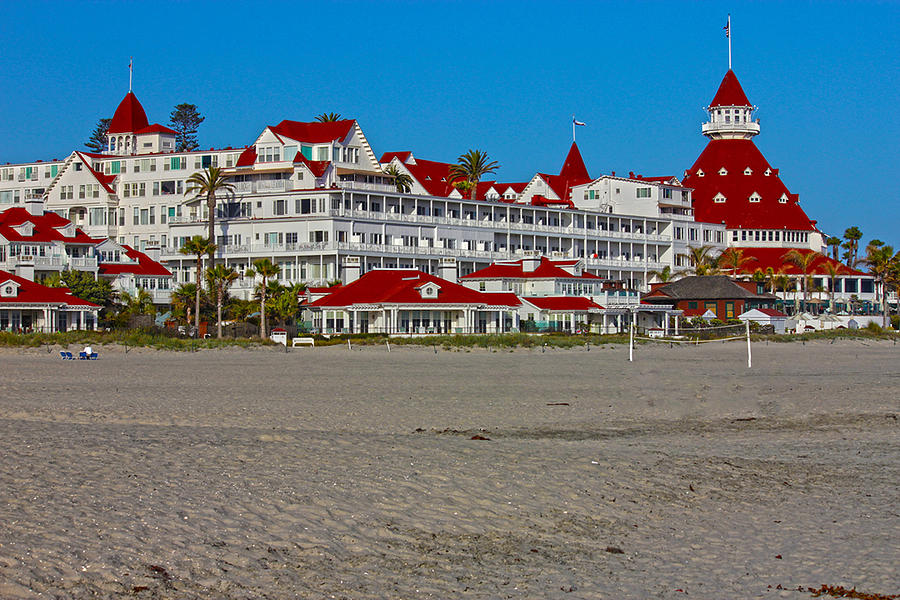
0 339 897 599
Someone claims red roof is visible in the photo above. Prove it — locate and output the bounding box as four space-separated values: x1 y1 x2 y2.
293 152 330 177
462 257 600 280
96 245 171 277
729 247 865 276
683 139 816 230
523 296 604 311
135 123 176 135
108 92 150 134
74 152 117 194
753 308 788 317
270 119 354 143
236 146 257 167
559 142 590 181
709 69 751 107
0 270 98 307
310 269 518 307
0 208 95 244
380 151 412 164
480 292 522 306
400 157 458 197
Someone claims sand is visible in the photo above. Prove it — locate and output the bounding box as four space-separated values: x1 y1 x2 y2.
0 339 897 599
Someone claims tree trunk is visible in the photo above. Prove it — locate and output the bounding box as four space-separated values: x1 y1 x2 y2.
194 255 202 333
207 193 216 269
217 288 223 339
260 287 267 338
883 282 889 329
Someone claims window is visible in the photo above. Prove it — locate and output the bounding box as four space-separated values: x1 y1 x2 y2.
778 194 788 204
713 193 726 203
161 181 176 195
316 146 329 161
257 146 281 163
662 188 673 199
149 206 155 225
725 302 735 319
140 209 149 225
636 187 651 198
283 146 297 161
718 167 728 175
274 199 287 215
749 192 761 203
309 230 329 243
687 301 698 309
296 198 314 214
133 207 140 225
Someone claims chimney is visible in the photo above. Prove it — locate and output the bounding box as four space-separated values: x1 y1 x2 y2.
342 256 361 284
24 198 43 216
521 249 541 272
143 244 161 262
439 257 458 282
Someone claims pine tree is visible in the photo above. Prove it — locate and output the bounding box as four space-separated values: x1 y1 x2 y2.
169 103 205 151
85 118 112 152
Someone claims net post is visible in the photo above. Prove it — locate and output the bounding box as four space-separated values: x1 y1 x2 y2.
746 319 752 368
629 321 634 362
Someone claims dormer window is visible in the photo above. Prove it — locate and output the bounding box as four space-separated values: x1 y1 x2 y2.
696 169 705 177
743 167 753 175
417 282 441 299
713 193 726 204
0 280 20 297
749 192 762 203
764 168 772 176
718 167 728 176
778 193 788 204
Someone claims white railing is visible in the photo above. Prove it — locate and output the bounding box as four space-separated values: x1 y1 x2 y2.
336 180 396 192
70 257 98 269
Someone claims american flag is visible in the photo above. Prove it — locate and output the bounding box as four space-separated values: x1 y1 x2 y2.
573 117 586 127
724 19 730 38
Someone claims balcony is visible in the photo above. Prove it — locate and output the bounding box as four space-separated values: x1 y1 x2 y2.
701 120 760 137
70 257 98 269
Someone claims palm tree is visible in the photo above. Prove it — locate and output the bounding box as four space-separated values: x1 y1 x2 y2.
863 244 898 328
718 247 757 276
681 244 720 276
247 258 280 337
171 283 198 324
825 236 842 261
119 288 156 317
647 265 683 284
782 249 820 314
180 236 216 332
186 166 234 266
207 264 239 339
383 164 413 193
448 150 499 201
820 261 845 313
764 267 777 295
315 112 342 122
843 226 863 268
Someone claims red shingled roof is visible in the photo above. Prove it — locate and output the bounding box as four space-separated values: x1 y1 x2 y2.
97 245 171 277
462 257 600 280
709 69 751 107
235 146 257 167
0 208 95 243
293 153 330 177
730 247 865 276
135 123 176 135
311 269 518 307
559 142 590 181
270 119 354 143
683 139 816 231
108 92 150 134
0 270 98 307
523 296 604 311
380 151 413 164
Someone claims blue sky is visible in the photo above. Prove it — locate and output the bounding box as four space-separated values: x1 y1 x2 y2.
1 1 897 245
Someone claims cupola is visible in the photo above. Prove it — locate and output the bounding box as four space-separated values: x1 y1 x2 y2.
701 70 760 140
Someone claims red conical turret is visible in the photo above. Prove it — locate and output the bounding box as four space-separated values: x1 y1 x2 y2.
559 142 590 180
709 69 751 107
108 92 149 134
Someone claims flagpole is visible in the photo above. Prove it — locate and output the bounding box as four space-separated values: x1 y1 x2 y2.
129 57 133 92
572 115 576 143
727 15 732 70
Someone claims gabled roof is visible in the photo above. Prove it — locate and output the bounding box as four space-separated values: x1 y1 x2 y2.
108 92 150 134
270 119 355 144
293 153 330 177
397 156 458 197
709 69 751 107
729 247 866 277
683 139 816 231
741 308 788 318
310 269 518 307
73 152 117 194
0 270 98 307
461 257 600 280
0 208 95 243
644 275 770 301
96 245 172 277
379 151 413 164
522 296 604 311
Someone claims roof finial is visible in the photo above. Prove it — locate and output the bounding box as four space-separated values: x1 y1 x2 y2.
724 15 732 70
129 57 133 92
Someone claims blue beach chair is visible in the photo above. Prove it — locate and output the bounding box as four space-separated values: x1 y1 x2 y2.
89 352 98 360
78 351 88 360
